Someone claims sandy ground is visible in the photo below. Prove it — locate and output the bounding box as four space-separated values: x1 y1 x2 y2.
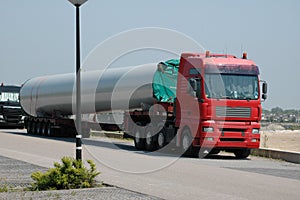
260 130 300 152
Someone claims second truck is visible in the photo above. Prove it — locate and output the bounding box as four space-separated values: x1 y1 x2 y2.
20 51 267 158
0 84 25 128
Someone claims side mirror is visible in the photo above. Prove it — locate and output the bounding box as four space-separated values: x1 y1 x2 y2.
261 81 267 101
262 82 267 94
262 93 267 100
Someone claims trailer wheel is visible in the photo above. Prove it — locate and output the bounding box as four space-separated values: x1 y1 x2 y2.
46 123 53 137
134 126 146 150
145 125 157 151
181 129 198 157
41 122 47 135
36 122 42 135
31 122 37 135
234 149 251 159
27 121 32 134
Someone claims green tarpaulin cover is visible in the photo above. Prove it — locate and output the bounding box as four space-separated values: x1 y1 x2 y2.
152 59 180 102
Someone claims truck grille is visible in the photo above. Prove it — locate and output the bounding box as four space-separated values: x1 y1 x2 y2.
4 109 21 116
2 107 23 122
216 106 251 118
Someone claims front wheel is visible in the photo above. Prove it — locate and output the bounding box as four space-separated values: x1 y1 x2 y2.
157 126 166 150
234 149 251 159
181 129 198 157
145 125 157 151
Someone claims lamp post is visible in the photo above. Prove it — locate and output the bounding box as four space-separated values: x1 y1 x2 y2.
68 0 88 160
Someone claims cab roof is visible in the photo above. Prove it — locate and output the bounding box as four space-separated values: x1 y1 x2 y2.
181 52 256 66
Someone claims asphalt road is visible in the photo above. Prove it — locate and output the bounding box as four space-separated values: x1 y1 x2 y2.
0 129 299 200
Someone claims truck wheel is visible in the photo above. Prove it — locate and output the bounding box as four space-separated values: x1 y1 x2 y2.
46 124 53 137
234 149 251 159
157 127 166 149
181 129 198 157
145 126 157 151
32 122 37 134
134 127 146 150
41 123 47 135
36 122 42 135
26 121 32 134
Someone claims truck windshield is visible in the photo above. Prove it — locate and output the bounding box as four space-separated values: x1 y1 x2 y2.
0 92 20 103
204 74 258 100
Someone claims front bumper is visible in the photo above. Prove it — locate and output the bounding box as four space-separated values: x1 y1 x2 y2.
197 121 260 149
0 119 24 128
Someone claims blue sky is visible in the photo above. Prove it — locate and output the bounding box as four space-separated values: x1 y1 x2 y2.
0 0 299 109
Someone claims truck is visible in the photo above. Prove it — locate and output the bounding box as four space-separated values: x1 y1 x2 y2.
20 51 267 158
0 84 25 128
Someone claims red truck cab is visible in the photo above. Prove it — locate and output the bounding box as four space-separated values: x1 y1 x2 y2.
175 52 267 158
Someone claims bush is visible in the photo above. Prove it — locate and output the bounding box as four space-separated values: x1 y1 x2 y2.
0 185 8 193
30 157 100 191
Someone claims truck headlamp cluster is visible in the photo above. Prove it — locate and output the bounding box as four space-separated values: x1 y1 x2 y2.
203 127 214 133
252 128 260 134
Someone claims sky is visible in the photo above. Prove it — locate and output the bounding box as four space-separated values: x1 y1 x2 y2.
0 0 299 110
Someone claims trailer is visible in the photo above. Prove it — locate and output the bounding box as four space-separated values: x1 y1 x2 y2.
20 51 267 158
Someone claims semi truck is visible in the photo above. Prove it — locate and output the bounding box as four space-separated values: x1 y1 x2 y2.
20 51 267 158
0 84 25 128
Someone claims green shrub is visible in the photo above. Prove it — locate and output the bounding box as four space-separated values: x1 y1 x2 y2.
30 157 100 191
0 185 8 193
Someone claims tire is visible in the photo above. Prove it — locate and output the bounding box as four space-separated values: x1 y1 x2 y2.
145 125 157 151
46 123 53 137
157 126 166 150
134 126 146 150
36 122 42 135
41 122 47 135
32 122 37 134
181 129 198 157
27 121 32 134
234 149 251 159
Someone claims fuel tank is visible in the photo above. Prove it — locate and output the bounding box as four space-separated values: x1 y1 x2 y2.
20 64 157 117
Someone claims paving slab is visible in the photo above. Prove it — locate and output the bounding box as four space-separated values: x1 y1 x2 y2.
0 155 161 200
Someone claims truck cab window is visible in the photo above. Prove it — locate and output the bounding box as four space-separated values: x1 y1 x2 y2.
204 73 258 100
188 78 201 98
0 92 19 102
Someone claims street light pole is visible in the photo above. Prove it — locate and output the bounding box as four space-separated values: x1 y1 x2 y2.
68 0 88 161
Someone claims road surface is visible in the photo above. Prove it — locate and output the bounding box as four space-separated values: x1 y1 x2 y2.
0 129 299 200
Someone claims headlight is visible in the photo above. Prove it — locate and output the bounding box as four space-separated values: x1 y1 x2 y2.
252 128 260 134
0 115 4 119
203 127 214 133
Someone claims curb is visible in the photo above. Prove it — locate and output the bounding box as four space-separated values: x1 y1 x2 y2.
89 130 300 164
251 148 300 164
